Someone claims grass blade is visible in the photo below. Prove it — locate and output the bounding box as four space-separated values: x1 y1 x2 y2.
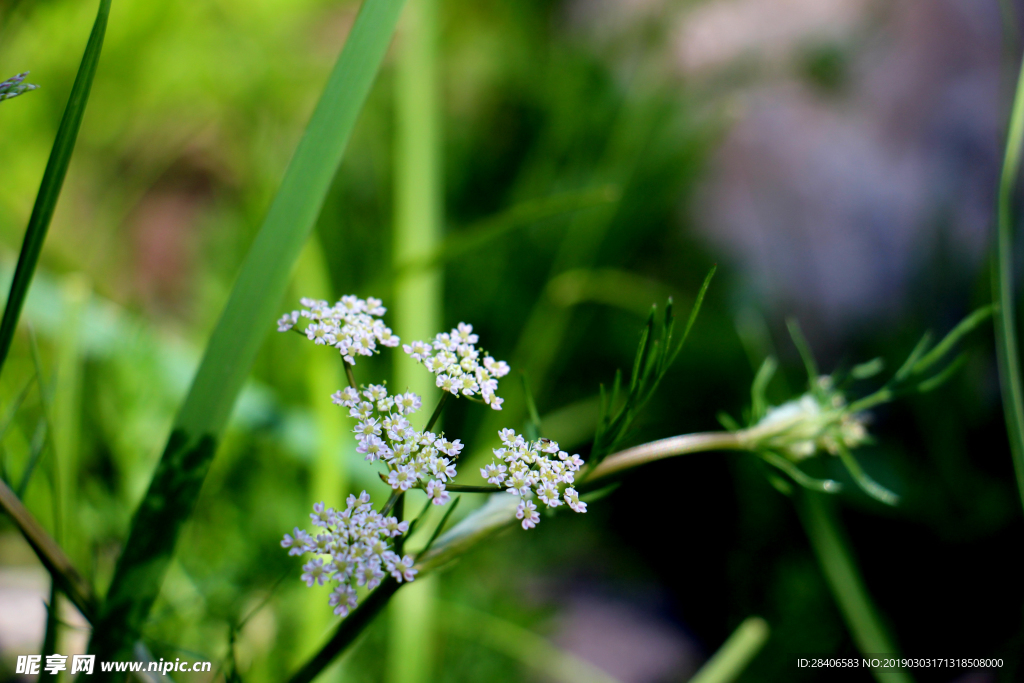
993 49 1024 518
89 0 407 663
0 0 111 378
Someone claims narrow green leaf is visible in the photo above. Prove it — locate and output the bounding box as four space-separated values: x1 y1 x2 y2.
911 306 993 376
716 412 742 432
850 358 884 380
835 444 899 506
750 357 777 423
760 451 842 494
916 354 967 394
893 332 932 383
665 266 716 370
89 0 407 664
521 374 543 442
628 309 654 397
0 0 111 378
785 318 819 389
420 496 461 558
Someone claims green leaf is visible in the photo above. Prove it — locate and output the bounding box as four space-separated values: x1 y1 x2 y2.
716 411 742 432
750 356 777 422
916 354 967 394
893 331 932 383
420 496 461 557
836 444 899 506
664 266 716 371
785 318 819 390
911 305 993 376
0 0 111 378
521 373 543 441
89 0 407 664
760 451 842 494
850 358 884 380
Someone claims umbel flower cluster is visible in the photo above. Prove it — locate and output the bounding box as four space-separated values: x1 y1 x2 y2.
278 294 585 619
331 384 458 505
277 295 399 364
480 429 587 529
403 323 510 410
280 492 417 617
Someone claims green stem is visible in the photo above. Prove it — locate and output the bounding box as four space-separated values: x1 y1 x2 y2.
795 491 912 683
993 48 1024 517
688 616 769 683
581 431 745 486
444 484 503 493
424 391 449 432
287 578 402 683
344 360 358 391
381 490 401 516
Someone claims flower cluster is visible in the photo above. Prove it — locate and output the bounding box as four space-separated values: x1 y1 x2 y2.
280 492 417 617
277 295 400 365
480 429 586 529
744 379 869 461
402 323 509 410
332 384 459 505
0 72 39 102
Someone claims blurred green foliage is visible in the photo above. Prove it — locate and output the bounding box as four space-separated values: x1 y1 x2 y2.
1 0 1021 682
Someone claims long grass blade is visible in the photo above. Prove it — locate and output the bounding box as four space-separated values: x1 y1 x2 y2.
993 49 1024 517
0 0 111 378
89 0 407 663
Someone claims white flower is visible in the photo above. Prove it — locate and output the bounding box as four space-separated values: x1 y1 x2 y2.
484 429 586 529
403 323 510 409
427 479 450 505
516 500 539 530
285 491 417 620
395 392 422 415
564 488 587 513
329 584 359 617
481 463 507 486
277 311 299 331
387 554 419 583
277 295 399 365
301 558 329 586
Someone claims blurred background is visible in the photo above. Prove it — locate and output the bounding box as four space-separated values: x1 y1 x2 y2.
0 0 1022 681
